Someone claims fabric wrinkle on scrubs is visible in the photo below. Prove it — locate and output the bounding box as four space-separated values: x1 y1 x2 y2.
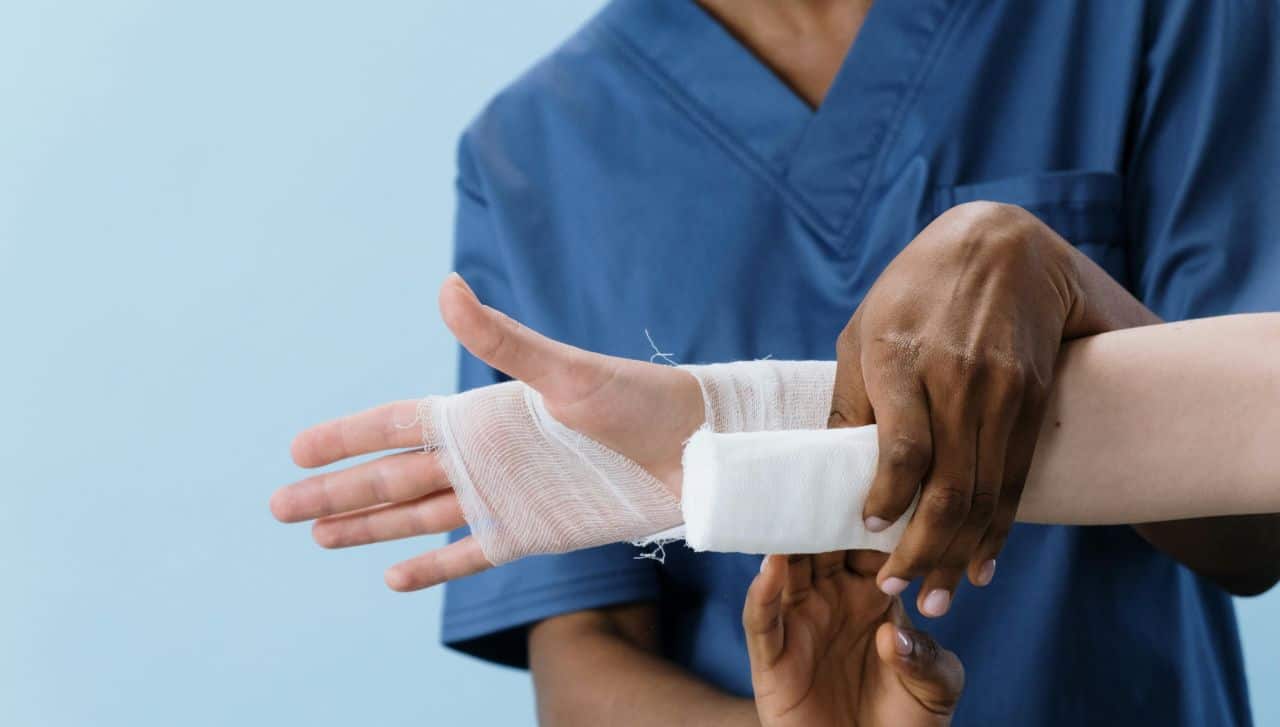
441 1 1280 725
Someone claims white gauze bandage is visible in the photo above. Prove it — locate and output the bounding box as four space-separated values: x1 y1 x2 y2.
679 360 916 554
421 381 682 566
425 360 914 566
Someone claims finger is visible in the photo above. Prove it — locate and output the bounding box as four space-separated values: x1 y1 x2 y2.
845 549 890 577
812 551 847 582
290 399 423 468
828 317 874 428
384 536 492 591
781 554 814 606
311 491 465 548
875 622 965 715
922 406 1013 600
972 393 1045 581
271 450 449 523
743 555 788 668
439 273 596 400
861 372 933 533
878 396 976 614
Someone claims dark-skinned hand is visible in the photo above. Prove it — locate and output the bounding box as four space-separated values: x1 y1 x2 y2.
745 551 963 727
828 201 1145 617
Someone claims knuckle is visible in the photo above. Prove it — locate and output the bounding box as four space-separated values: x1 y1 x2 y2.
875 330 925 367
924 485 971 525
942 200 1001 226
941 346 982 378
886 436 931 476
368 461 392 503
836 319 863 355
966 490 998 527
484 314 525 362
942 201 1037 255
992 356 1028 392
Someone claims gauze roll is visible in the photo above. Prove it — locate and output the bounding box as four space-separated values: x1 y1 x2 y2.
680 425 916 554
422 381 682 565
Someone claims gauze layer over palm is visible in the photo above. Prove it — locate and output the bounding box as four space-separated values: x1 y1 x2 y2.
420 381 682 566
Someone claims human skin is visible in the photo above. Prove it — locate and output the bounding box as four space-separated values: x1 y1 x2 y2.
527 571 964 727
271 0 1280 718
697 0 872 109
831 201 1280 619
270 273 1280 587
270 276 1280 727
743 552 962 727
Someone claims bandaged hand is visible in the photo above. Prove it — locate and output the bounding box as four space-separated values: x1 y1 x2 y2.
270 274 840 590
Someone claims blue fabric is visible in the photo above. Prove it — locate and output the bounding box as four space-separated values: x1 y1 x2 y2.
441 1 1279 724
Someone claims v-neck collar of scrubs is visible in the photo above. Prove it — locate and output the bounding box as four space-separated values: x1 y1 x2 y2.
598 0 961 247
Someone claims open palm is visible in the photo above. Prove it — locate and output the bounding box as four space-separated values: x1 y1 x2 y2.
269 274 703 590
745 552 963 727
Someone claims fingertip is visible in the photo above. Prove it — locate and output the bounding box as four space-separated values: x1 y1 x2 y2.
918 588 951 618
446 271 477 299
864 515 892 533
438 274 477 333
752 555 786 595
878 575 910 597
268 488 294 523
384 567 417 592
862 486 914 533
744 557 785 627
874 622 904 665
743 556 786 653
969 558 997 588
289 432 316 468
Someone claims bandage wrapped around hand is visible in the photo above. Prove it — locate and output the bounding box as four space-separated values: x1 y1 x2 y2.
421 381 683 566
426 360 911 566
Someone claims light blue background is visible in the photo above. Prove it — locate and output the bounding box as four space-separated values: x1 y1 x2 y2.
1 2 1276 726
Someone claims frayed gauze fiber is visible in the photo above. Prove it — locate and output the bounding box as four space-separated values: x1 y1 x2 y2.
422 381 682 566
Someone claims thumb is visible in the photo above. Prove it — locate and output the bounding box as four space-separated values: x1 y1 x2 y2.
742 555 788 669
828 317 873 429
438 273 595 400
874 622 964 715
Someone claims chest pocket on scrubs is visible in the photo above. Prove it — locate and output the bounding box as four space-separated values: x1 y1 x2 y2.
932 171 1128 284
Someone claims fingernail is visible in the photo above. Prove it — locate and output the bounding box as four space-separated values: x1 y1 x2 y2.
760 556 769 573
880 576 909 596
975 559 997 587
865 516 891 533
922 589 951 617
894 627 913 656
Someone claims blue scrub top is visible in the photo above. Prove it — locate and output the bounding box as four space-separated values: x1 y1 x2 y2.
442 1 1280 724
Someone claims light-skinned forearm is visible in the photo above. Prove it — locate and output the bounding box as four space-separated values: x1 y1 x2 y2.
530 604 759 727
1054 244 1280 595
1020 313 1280 526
